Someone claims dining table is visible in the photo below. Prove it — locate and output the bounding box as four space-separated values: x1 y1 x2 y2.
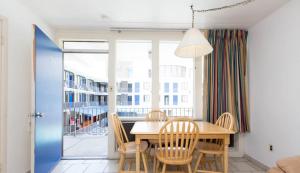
130 121 235 173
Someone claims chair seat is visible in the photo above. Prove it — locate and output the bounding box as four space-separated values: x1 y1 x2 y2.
118 141 148 154
155 148 193 165
197 142 223 155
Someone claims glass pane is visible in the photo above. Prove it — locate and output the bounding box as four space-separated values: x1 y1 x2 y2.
116 40 152 116
159 41 194 117
64 41 109 50
63 52 109 157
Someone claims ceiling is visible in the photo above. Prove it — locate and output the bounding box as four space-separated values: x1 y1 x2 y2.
19 0 289 30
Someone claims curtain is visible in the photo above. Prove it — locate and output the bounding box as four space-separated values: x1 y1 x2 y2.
203 30 250 133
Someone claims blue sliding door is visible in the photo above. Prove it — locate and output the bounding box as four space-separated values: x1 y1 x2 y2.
34 26 63 173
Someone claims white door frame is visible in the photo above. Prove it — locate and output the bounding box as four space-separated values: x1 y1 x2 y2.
0 16 8 173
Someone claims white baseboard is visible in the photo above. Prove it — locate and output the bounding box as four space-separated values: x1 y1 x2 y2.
244 154 269 171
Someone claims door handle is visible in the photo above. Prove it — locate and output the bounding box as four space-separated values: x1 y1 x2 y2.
33 112 45 118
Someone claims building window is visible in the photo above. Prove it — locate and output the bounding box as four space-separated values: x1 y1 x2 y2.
164 83 169 93
135 82 140 93
144 95 150 103
181 95 188 103
128 83 133 93
173 95 178 105
173 83 178 93
128 96 132 105
135 95 140 105
164 95 169 105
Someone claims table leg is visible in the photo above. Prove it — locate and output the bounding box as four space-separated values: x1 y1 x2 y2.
136 136 141 173
223 135 230 173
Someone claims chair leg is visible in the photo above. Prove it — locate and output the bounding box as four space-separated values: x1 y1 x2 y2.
128 159 133 171
193 152 203 173
119 154 125 172
153 145 157 173
188 163 192 173
156 160 160 173
162 163 167 173
142 152 148 173
214 155 219 171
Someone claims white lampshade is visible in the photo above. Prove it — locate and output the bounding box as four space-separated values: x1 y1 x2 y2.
175 28 213 58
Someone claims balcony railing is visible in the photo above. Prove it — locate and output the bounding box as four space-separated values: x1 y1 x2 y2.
116 107 193 117
64 102 108 109
64 106 108 136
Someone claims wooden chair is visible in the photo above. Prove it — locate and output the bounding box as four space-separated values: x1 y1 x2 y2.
110 114 149 172
193 112 234 173
146 110 168 122
155 118 200 173
146 110 169 171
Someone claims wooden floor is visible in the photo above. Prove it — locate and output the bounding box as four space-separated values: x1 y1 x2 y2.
51 157 267 173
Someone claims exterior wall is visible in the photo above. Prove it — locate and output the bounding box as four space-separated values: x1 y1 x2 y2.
246 0 300 167
0 0 54 172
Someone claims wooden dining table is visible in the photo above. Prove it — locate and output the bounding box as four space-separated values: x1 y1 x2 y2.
130 121 235 173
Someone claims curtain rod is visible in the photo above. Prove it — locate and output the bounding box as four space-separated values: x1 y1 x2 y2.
110 27 188 32
109 27 211 33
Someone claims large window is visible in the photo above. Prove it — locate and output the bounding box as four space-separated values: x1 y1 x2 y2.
159 41 194 116
116 40 152 116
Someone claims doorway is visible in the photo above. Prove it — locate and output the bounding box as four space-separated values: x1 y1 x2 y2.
62 41 109 158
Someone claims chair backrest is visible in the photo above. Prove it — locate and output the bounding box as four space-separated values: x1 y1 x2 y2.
146 110 168 122
215 112 234 131
110 113 129 152
158 118 199 160
214 112 234 147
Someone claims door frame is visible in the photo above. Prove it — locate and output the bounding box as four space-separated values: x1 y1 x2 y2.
62 40 111 159
0 16 8 173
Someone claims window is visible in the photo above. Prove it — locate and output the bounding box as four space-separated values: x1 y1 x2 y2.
173 95 178 105
128 96 132 105
159 41 194 115
116 40 152 115
164 95 169 105
135 95 140 105
128 83 133 93
135 82 140 93
173 83 178 93
164 83 169 93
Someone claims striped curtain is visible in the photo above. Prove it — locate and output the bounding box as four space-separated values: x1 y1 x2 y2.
203 30 250 132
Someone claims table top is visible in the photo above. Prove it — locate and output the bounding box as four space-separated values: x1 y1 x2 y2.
130 121 235 135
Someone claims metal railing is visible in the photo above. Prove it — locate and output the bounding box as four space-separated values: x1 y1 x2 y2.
116 107 193 117
64 106 108 136
63 102 108 109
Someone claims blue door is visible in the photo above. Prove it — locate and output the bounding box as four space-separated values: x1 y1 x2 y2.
34 26 63 173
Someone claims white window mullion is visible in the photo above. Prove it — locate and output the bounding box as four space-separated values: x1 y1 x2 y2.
194 57 203 120
107 38 118 159
152 39 159 110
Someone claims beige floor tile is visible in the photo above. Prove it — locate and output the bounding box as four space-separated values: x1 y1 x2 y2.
84 163 107 173
232 161 257 171
64 163 90 173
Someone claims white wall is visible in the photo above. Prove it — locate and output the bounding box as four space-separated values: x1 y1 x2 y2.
0 0 54 172
246 0 300 167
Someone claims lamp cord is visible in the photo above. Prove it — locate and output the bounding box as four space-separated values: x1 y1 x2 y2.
193 0 255 13
190 0 255 27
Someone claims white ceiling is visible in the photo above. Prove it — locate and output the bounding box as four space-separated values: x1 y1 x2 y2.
19 0 289 30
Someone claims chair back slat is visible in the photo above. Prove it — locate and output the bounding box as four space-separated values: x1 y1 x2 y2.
110 113 129 152
215 112 234 130
146 110 168 122
158 118 199 160
215 112 234 146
